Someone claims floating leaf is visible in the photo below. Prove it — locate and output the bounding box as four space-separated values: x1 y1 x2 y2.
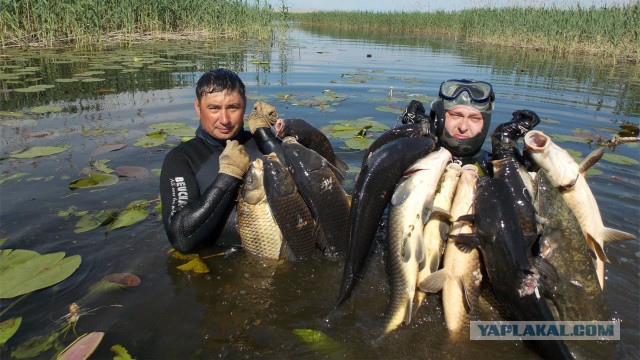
10 145 70 158
80 77 105 83
114 166 150 179
103 273 141 287
0 172 29 185
14 84 55 93
69 172 119 189
134 130 167 148
55 78 79 83
57 332 104 360
374 105 404 114
344 137 373 150
92 159 114 173
91 142 127 157
74 209 118 233
602 152 639 165
176 258 210 273
0 110 24 117
107 200 149 231
111 344 134 360
550 134 591 144
0 249 82 299
30 105 63 114
0 317 22 346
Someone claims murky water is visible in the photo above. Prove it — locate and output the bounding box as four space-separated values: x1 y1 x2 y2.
1 27 638 359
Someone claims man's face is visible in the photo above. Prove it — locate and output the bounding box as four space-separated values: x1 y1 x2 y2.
194 90 246 141
444 105 484 139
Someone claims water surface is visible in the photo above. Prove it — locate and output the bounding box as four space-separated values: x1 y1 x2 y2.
1 27 638 359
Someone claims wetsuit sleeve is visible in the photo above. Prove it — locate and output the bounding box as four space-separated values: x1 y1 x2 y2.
160 148 241 253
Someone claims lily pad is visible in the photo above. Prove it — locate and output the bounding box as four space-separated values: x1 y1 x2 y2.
602 152 639 165
0 249 82 299
74 209 118 233
0 317 22 346
344 137 373 150
0 111 24 117
14 84 55 93
30 105 63 114
57 332 104 360
0 172 29 185
107 200 149 231
134 130 167 148
69 172 119 189
91 142 127 157
111 344 134 360
91 159 114 173
10 145 70 158
115 166 150 179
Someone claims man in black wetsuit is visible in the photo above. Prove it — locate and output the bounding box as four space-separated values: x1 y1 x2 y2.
160 68 279 253
402 79 540 171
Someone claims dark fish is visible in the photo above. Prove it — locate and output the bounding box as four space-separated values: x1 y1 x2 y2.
491 157 537 252
281 137 351 254
275 118 348 177
336 136 436 307
361 122 431 167
262 153 317 262
453 178 573 360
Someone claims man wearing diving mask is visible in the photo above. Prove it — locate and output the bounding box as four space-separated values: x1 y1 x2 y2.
402 79 540 171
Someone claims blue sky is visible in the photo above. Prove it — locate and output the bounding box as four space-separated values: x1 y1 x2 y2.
271 0 632 12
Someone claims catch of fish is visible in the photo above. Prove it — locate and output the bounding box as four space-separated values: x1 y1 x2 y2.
233 102 636 359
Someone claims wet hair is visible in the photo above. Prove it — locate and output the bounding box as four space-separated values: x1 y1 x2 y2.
195 68 246 102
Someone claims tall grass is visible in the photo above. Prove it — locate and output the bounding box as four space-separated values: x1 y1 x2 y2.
0 0 288 48
292 3 639 63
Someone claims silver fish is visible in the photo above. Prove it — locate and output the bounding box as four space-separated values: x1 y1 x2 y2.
382 148 452 335
524 130 636 288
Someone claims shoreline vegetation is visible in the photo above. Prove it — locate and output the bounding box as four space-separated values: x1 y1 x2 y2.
0 1 637 64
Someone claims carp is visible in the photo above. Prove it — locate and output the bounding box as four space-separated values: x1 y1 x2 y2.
382 148 452 335
237 158 284 260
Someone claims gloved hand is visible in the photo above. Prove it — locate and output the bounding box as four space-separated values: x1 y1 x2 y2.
219 140 250 179
248 101 278 133
491 109 541 161
401 100 427 124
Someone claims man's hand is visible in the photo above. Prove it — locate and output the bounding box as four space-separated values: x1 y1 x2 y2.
401 100 427 124
219 140 250 179
510 109 540 135
248 101 278 133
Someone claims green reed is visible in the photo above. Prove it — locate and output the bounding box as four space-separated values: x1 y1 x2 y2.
292 3 639 63
0 0 288 48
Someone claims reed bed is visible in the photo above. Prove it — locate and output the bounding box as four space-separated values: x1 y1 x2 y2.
0 0 287 48
292 3 639 63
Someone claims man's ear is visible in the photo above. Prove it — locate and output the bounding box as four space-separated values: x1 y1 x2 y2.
194 98 201 117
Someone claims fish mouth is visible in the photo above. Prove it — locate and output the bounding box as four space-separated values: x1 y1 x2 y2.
252 157 264 170
275 119 286 136
524 130 549 152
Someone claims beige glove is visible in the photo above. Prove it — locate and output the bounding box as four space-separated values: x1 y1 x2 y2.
247 101 278 133
219 140 250 179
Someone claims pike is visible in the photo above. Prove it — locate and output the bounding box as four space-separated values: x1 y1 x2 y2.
420 164 482 338
524 130 636 288
382 148 452 335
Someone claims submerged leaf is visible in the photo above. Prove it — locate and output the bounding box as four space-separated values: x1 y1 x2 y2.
176 258 210 273
10 145 70 158
0 317 22 346
293 328 345 356
114 166 150 179
91 142 127 157
0 249 82 299
69 172 119 189
11 330 62 359
602 152 639 165
103 273 141 287
74 209 118 233
0 172 29 185
57 332 104 360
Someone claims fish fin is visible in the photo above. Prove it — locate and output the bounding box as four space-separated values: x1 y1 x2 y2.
404 297 413 325
279 242 298 263
602 227 637 242
579 146 605 173
429 253 440 274
415 231 425 264
428 207 452 222
533 256 560 283
586 233 610 263
419 269 446 293
390 178 412 206
334 157 349 175
455 214 475 223
449 234 479 253
314 223 329 252
459 277 472 314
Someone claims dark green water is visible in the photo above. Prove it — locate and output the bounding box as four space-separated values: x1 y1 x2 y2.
1 27 638 359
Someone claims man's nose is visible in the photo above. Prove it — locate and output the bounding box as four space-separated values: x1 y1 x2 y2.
219 110 231 124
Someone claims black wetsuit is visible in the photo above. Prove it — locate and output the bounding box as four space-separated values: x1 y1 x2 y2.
160 125 277 253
